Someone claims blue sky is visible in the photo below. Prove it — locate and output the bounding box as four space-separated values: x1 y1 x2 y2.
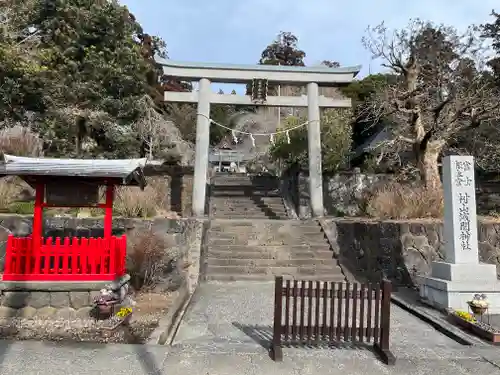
123 0 498 92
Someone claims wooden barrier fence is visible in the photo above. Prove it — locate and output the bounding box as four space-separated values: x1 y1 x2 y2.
271 277 395 365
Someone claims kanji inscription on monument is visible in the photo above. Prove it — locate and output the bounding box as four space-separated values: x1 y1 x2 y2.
443 155 478 264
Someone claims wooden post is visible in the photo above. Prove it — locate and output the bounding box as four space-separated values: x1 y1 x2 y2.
373 280 396 365
270 276 284 361
32 183 45 252
104 184 114 239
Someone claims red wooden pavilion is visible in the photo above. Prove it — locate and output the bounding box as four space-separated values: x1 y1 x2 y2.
0 154 148 282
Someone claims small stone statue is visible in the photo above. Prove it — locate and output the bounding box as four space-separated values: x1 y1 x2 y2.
93 274 135 318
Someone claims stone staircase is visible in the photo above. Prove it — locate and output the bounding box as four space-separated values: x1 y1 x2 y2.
203 219 347 282
209 173 288 219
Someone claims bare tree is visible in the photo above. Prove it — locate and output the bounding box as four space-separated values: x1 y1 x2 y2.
362 19 500 187
165 103 197 143
134 95 195 165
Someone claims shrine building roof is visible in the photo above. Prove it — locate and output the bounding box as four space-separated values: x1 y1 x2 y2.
0 154 148 188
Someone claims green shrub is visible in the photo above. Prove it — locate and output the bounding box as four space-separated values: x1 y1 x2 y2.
8 201 34 215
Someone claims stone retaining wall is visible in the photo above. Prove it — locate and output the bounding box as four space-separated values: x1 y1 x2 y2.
0 283 106 319
322 218 500 287
283 169 500 218
0 215 204 318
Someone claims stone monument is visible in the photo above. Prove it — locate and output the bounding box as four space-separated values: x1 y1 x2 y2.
420 155 500 313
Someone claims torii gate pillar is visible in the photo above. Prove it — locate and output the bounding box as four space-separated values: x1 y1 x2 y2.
307 82 324 217
192 78 211 217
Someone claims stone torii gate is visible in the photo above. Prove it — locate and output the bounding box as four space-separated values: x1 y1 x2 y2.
155 58 361 217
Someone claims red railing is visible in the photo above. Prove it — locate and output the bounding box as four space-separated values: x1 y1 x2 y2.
2 235 127 281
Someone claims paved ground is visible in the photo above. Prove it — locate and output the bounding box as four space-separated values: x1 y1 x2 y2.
173 281 469 353
172 281 276 348
1 334 500 375
1 281 500 374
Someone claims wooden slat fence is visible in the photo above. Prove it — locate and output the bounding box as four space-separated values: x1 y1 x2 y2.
271 277 395 365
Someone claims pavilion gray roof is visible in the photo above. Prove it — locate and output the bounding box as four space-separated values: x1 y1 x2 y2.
0 155 148 188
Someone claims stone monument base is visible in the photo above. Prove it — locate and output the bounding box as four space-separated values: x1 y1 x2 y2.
419 261 500 314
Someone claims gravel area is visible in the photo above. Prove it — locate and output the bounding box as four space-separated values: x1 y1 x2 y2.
0 316 159 344
0 292 176 344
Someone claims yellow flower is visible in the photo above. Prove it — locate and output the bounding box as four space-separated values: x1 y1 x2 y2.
455 310 476 322
116 307 133 318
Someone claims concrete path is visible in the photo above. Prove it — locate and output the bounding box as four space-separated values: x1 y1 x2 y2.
1 281 500 374
0 336 500 375
172 281 275 349
173 281 467 354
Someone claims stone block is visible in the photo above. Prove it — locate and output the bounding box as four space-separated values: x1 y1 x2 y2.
379 222 401 239
431 261 497 282
0 306 16 318
2 291 30 308
28 292 51 309
50 292 70 308
37 306 57 319
55 307 76 320
425 226 442 248
404 247 431 280
69 291 90 309
17 306 37 318
89 290 101 302
420 276 500 314
9 218 32 237
75 306 93 319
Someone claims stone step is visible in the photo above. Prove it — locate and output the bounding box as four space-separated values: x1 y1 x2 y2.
212 211 288 216
212 174 277 180
210 182 278 186
212 208 286 212
206 264 343 275
211 195 282 200
208 220 320 230
205 273 346 282
207 229 324 237
207 245 333 256
210 193 281 198
211 211 287 216
210 199 284 204
207 241 330 248
207 236 329 243
211 189 279 194
212 214 289 219
212 211 288 217
207 239 328 246
210 186 280 191
211 182 279 188
211 175 277 181
211 207 283 211
207 240 333 254
211 215 288 220
207 251 334 260
207 236 328 245
211 204 286 210
207 238 330 249
210 192 283 197
207 232 326 242
207 258 340 268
